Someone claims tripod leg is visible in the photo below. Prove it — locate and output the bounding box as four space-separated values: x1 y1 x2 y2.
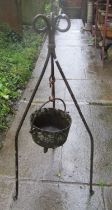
14 53 50 200
50 53 56 108
54 57 94 195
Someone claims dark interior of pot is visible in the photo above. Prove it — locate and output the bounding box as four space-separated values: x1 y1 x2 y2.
32 108 71 132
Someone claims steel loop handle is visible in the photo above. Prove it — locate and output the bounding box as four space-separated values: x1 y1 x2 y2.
32 14 50 33
39 98 66 112
55 14 71 32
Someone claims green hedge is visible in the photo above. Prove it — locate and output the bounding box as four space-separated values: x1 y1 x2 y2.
0 27 43 131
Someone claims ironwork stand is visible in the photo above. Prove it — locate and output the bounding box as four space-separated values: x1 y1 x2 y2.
14 13 94 200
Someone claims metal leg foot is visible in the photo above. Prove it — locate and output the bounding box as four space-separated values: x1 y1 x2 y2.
44 147 48 153
90 189 94 196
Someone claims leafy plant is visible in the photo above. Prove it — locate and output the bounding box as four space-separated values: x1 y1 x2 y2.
0 26 43 132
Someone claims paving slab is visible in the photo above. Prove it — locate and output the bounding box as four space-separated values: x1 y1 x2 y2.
10 182 105 210
0 131 15 178
65 79 112 102
90 106 112 184
104 187 112 210
22 79 66 102
0 179 14 210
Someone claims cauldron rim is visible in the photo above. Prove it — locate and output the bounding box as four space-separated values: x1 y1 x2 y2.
31 107 72 134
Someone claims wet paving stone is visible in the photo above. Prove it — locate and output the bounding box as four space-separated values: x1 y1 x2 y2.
22 79 66 102
10 182 105 210
0 179 14 210
104 187 112 210
64 79 112 102
0 132 15 177
90 106 112 184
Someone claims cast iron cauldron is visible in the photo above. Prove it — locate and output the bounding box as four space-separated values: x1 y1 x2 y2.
30 98 72 153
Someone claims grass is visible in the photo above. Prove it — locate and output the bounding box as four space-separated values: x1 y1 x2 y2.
0 26 43 132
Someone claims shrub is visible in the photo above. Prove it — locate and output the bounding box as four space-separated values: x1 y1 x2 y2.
0 27 43 131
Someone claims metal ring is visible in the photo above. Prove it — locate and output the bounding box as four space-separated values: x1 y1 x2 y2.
32 14 49 33
55 14 71 32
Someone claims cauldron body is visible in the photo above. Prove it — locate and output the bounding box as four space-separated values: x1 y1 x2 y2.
30 108 72 149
